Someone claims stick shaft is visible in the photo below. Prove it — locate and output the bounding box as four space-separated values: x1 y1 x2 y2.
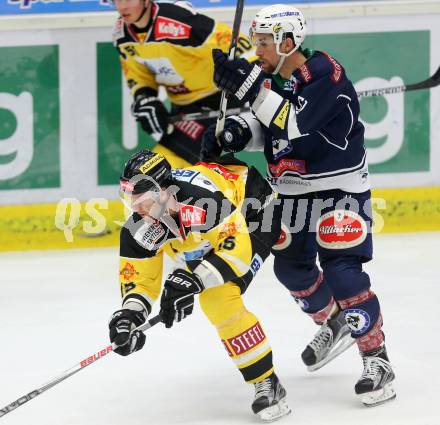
171 66 440 123
214 0 245 137
0 314 162 418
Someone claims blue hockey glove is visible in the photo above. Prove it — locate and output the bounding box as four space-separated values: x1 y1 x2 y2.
200 115 252 160
160 269 204 328
212 49 264 103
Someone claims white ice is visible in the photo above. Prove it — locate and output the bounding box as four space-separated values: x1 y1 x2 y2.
0 232 439 425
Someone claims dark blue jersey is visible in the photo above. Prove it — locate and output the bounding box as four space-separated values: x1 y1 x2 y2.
247 50 370 195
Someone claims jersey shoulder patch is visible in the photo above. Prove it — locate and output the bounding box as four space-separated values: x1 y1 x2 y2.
120 216 169 257
157 2 194 21
153 2 214 45
311 51 345 83
174 1 197 15
173 168 220 193
153 9 193 41
133 221 169 251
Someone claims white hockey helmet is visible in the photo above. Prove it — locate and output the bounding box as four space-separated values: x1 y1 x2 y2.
250 4 307 57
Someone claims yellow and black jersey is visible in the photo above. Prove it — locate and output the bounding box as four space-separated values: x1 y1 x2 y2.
118 158 280 311
112 1 254 106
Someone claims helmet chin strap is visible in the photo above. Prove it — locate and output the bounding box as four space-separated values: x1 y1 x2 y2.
272 39 299 75
272 55 286 75
134 0 149 24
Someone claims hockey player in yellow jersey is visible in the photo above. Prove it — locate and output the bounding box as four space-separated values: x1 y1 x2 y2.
108 149 290 422
112 0 254 167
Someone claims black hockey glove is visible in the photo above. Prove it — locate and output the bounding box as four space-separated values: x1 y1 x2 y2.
131 91 169 141
160 269 204 328
200 115 252 160
200 125 222 160
108 308 147 356
212 49 264 104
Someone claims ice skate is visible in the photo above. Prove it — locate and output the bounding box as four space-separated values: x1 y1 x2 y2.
252 373 291 422
302 309 355 371
355 345 396 407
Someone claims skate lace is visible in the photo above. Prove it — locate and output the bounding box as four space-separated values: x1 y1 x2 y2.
309 324 332 352
254 377 272 398
361 356 391 380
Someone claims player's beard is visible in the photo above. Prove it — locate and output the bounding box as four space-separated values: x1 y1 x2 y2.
261 61 273 74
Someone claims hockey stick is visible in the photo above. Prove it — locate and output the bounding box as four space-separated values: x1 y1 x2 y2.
0 314 163 419
170 65 440 123
357 65 440 97
214 0 245 137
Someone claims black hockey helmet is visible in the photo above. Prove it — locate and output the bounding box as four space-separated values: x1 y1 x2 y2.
120 149 172 194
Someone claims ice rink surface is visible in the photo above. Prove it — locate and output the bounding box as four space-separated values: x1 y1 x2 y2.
0 232 439 425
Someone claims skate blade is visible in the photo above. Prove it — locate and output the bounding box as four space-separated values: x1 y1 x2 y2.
360 382 396 407
307 334 356 372
257 397 291 423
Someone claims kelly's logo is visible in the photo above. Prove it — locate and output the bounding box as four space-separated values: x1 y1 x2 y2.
154 17 191 40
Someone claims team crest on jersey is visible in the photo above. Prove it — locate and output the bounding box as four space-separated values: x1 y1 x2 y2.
154 16 191 40
316 210 367 249
344 308 370 334
271 139 293 160
295 96 308 113
179 204 206 227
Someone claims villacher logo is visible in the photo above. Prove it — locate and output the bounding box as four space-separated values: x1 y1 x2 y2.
316 209 367 249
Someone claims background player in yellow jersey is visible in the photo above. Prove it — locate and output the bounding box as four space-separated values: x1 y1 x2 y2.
112 0 254 167
108 149 290 422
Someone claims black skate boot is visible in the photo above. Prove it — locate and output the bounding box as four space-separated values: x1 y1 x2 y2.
251 373 291 422
355 345 396 407
302 309 355 371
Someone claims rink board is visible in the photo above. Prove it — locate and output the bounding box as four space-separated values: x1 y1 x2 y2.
1 186 439 251
0 3 440 251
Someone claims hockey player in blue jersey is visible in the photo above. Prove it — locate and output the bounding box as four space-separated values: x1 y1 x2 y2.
201 4 395 407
